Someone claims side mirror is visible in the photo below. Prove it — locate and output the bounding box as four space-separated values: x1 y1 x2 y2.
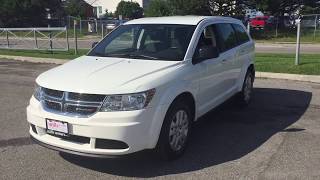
193 46 219 64
91 42 99 49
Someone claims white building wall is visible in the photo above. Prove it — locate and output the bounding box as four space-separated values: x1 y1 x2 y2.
85 0 147 18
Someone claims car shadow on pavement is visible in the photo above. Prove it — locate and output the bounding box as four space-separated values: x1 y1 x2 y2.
61 88 312 178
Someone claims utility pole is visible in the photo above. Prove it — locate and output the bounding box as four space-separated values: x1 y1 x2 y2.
74 20 78 55
295 19 301 66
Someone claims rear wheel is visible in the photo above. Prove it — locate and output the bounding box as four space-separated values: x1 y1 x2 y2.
237 70 254 106
157 99 192 160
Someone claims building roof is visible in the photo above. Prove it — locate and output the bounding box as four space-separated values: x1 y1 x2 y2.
125 16 240 25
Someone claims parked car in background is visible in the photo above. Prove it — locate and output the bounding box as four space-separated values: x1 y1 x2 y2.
250 16 269 29
27 16 255 160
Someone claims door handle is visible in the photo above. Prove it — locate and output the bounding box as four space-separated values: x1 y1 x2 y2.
222 59 227 62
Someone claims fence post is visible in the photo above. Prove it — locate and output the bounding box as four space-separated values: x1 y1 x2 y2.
101 23 104 39
33 28 38 49
74 20 78 55
275 18 279 38
95 19 98 34
49 32 53 54
295 19 301 66
6 29 9 48
79 18 82 35
66 26 69 51
314 15 318 39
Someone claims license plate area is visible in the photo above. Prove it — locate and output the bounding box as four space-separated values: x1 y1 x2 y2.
46 119 69 136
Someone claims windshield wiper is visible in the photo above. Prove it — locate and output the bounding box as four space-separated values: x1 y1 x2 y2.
129 54 159 60
105 53 159 60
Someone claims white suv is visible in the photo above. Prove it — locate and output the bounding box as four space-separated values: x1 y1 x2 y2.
27 16 255 160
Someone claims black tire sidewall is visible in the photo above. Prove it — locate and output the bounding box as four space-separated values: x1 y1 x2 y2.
239 71 254 105
157 100 192 160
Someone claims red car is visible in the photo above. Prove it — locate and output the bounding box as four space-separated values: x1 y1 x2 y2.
250 16 269 29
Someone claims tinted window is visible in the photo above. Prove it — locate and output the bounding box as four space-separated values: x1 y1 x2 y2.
194 25 218 59
216 23 238 52
232 24 250 44
197 25 218 48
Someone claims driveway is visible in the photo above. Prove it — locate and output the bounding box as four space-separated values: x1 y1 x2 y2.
0 59 320 179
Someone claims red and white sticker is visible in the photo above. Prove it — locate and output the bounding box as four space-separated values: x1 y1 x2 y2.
46 119 68 134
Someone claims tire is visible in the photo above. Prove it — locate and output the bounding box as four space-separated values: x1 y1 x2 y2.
157 99 193 161
237 70 254 106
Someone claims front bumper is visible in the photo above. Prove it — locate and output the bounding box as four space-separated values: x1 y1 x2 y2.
27 97 168 156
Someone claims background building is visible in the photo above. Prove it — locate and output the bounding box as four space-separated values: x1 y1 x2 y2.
85 0 150 18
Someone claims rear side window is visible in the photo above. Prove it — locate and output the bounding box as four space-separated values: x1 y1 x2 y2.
232 24 250 45
215 23 238 52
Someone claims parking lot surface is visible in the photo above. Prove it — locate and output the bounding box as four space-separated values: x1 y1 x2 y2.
0 59 320 179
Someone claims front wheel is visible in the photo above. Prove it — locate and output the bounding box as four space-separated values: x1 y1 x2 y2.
157 100 192 160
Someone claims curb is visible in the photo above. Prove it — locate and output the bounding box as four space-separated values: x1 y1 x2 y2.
0 55 69 64
1 55 319 84
256 72 320 84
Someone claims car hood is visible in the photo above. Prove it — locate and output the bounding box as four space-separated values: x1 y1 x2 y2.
36 56 181 94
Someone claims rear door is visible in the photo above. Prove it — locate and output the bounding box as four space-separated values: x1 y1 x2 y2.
215 23 239 92
232 23 253 82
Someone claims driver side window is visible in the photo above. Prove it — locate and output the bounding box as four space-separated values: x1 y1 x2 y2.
193 24 219 61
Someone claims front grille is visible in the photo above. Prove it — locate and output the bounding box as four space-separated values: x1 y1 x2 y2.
40 87 105 117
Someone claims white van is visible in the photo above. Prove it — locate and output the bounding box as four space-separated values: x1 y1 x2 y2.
27 16 255 160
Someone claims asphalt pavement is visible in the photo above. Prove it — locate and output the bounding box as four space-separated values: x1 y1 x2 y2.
0 59 320 179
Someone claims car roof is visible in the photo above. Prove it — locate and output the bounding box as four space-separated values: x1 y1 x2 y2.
124 16 241 25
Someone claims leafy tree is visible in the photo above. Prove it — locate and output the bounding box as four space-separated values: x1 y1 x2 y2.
300 0 320 14
169 0 211 15
145 0 172 17
208 0 257 16
0 0 63 27
115 1 143 19
63 0 87 18
251 0 319 16
105 9 115 19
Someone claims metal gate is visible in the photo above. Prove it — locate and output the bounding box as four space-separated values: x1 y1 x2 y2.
0 27 69 51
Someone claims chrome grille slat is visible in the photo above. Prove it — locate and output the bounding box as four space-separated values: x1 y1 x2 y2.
40 88 105 117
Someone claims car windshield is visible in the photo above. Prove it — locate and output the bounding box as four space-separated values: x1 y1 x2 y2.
88 24 196 61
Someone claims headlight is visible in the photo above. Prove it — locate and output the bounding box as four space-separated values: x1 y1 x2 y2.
33 84 42 101
100 89 156 112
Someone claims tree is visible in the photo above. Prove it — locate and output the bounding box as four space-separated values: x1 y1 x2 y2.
145 0 210 17
251 0 319 16
300 0 320 14
63 0 87 18
145 0 172 17
169 0 211 15
208 0 256 16
0 0 63 27
105 9 114 19
115 1 143 19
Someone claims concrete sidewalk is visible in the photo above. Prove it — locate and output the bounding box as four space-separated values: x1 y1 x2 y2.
1 55 320 84
255 43 320 54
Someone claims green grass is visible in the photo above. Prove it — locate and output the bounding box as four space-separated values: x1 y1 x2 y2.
0 49 319 75
255 53 320 75
0 49 89 59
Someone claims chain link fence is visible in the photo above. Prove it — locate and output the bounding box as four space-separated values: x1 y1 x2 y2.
248 14 320 44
